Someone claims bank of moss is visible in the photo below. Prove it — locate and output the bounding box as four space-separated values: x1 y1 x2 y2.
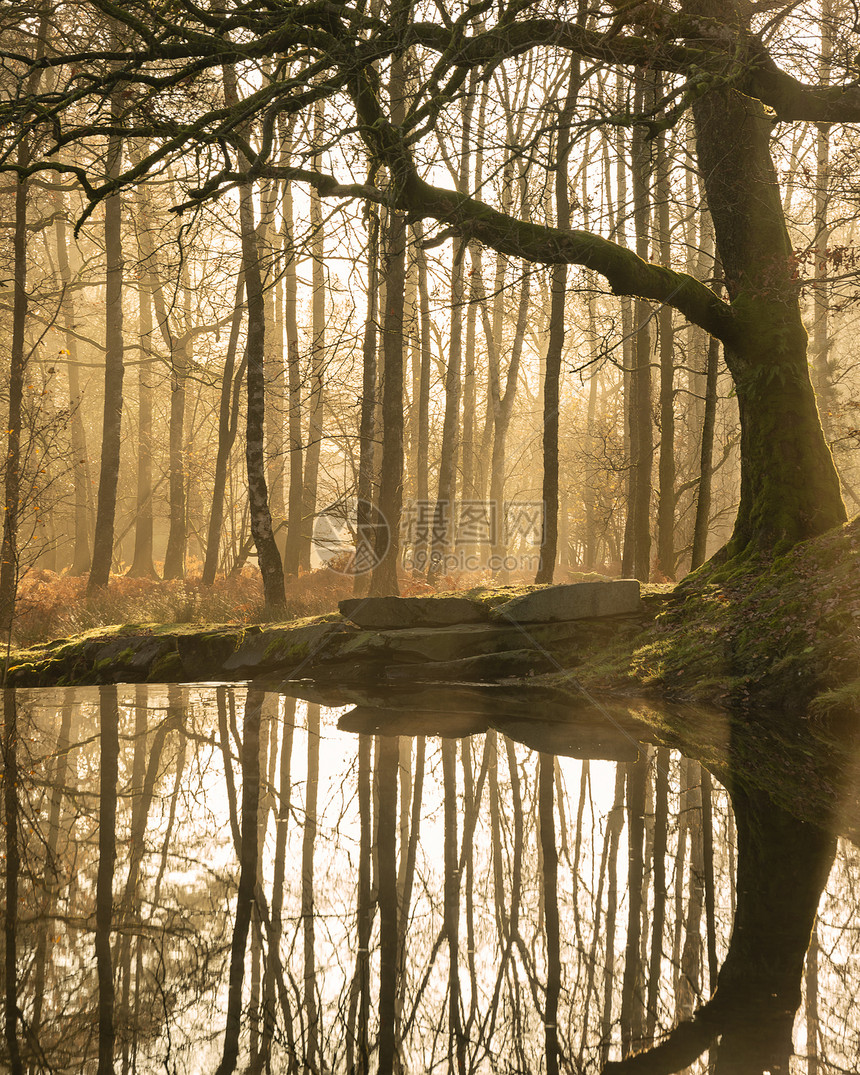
6 522 860 713
569 516 860 713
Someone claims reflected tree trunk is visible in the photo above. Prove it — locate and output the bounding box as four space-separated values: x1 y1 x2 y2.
601 766 625 1067
679 761 705 1019
397 736 425 1022
621 756 647 1056
806 923 820 1075
216 689 263 1075
31 696 73 1052
646 748 669 1041
97 686 120 1075
701 769 718 991
302 702 321 1071
117 686 171 1073
347 733 373 1073
3 691 22 1075
262 695 295 1066
603 780 836 1075
538 753 560 1075
442 738 465 1073
377 735 399 1075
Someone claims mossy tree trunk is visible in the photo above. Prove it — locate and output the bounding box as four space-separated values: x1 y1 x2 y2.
690 76 845 555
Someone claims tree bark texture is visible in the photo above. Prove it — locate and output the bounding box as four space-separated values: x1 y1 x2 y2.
88 93 125 593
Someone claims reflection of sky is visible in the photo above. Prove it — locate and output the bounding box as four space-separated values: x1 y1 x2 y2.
15 685 851 1073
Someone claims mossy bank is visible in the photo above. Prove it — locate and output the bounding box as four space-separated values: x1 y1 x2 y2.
6 516 860 719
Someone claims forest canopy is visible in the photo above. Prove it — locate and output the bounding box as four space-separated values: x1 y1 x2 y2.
1 0 859 617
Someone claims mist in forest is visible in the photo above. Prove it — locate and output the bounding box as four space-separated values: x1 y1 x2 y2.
2 0 859 628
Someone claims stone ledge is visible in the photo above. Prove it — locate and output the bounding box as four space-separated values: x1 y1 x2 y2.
340 580 641 629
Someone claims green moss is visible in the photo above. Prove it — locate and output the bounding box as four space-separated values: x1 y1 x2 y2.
808 680 860 722
560 515 860 711
149 648 182 680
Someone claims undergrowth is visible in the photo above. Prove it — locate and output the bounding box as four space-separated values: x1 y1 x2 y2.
11 564 355 647
11 561 564 647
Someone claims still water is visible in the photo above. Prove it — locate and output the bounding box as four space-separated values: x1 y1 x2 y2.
3 683 859 1074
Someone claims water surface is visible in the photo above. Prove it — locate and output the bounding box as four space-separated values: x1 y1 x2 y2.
5 683 860 1073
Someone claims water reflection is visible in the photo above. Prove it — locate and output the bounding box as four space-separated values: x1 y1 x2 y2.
2 684 858 1073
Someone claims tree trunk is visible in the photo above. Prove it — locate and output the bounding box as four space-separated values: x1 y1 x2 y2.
221 63 285 609
261 180 286 548
283 167 304 578
654 120 676 581
127 271 158 578
369 52 409 596
537 56 580 583
428 73 477 581
491 268 529 572
299 102 327 575
202 275 246 585
369 197 407 596
54 195 93 577
624 74 654 583
428 239 465 582
812 0 835 435
88 88 125 593
238 182 287 609
411 223 432 576
354 206 379 595
684 2 845 550
162 334 188 579
0 141 29 637
691 330 721 569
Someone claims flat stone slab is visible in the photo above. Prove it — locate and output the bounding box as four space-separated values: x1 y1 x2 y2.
339 595 490 629
492 580 641 623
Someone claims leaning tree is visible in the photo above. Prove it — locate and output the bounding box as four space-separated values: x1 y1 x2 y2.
2 0 858 592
